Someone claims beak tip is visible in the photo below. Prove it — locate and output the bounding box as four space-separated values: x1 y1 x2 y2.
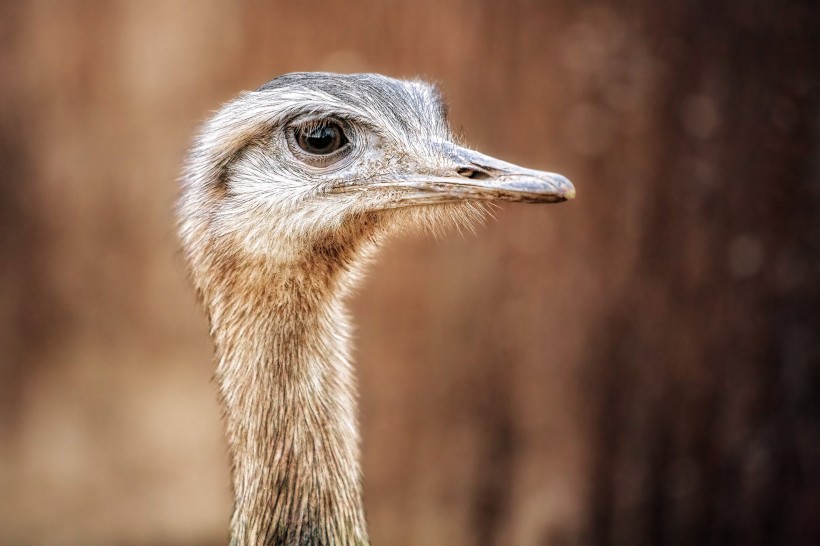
563 186 576 200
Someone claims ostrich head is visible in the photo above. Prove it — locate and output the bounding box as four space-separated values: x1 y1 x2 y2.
178 72 574 545
179 72 574 280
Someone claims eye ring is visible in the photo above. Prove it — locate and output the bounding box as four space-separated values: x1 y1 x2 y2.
287 118 352 168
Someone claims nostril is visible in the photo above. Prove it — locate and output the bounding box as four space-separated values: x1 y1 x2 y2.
456 167 492 180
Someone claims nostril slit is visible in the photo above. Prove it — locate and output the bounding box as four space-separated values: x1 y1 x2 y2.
457 167 492 180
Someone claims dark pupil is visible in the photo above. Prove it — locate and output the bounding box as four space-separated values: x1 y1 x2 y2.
300 124 343 154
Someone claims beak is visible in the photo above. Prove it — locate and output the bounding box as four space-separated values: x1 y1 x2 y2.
332 141 575 208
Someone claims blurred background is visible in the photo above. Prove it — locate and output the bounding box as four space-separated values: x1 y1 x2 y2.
0 1 817 545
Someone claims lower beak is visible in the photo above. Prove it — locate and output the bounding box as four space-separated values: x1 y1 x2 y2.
333 142 575 208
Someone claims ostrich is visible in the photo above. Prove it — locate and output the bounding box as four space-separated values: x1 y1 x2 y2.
178 72 574 546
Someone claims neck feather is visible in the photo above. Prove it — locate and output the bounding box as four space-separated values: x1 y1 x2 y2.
207 253 370 546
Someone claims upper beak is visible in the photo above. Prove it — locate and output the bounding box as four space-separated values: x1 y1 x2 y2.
431 142 575 203
332 141 575 208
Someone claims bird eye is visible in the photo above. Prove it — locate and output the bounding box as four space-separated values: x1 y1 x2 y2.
294 121 348 156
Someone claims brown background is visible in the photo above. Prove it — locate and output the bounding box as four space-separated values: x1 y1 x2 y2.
0 1 817 545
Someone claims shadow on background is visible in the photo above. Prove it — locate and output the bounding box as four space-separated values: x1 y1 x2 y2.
0 1 817 545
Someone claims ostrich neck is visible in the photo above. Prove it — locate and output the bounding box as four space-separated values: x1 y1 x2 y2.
209 257 369 546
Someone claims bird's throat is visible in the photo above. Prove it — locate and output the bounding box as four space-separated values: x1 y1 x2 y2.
209 264 369 546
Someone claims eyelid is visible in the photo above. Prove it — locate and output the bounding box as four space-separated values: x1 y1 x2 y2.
298 117 335 135
290 114 348 132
